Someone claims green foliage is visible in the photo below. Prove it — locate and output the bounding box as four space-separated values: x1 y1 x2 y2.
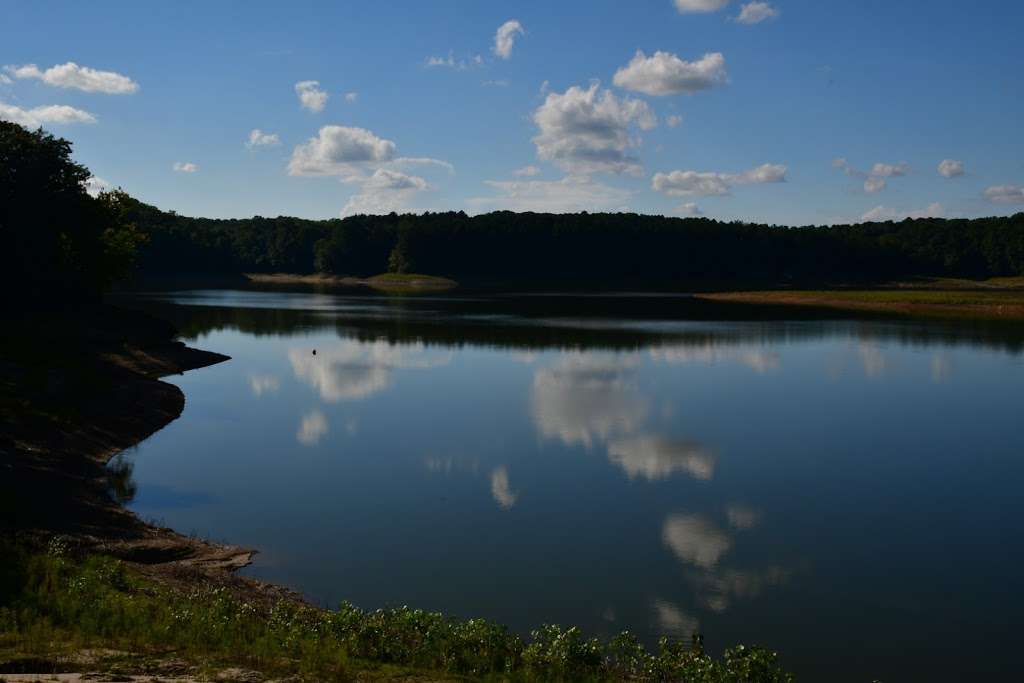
387 235 412 274
0 123 144 306
96 189 149 284
0 541 793 681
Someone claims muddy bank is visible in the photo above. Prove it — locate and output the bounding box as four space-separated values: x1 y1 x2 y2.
0 305 274 593
245 272 457 291
698 290 1024 320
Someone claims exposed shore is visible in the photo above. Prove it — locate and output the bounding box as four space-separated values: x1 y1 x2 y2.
244 272 1024 320
0 306 290 597
245 272 457 292
698 287 1024 320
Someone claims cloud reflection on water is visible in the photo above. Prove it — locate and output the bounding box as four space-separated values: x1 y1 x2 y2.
652 599 700 638
530 353 648 449
661 509 790 615
289 340 452 402
661 514 733 570
607 435 716 481
690 566 791 613
649 344 780 374
725 503 761 530
296 409 328 446
490 466 519 510
248 374 281 397
530 351 718 483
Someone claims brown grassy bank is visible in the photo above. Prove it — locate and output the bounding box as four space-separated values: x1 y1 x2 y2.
245 272 457 292
699 287 1024 320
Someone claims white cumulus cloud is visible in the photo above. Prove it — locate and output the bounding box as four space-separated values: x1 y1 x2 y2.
426 51 483 70
286 125 448 215
863 176 886 193
287 125 396 176
984 185 1024 204
613 50 727 96
513 165 541 177
84 176 111 197
392 156 455 174
493 20 524 59
533 82 656 175
735 2 779 24
832 157 862 178
0 102 96 127
340 168 430 216
295 80 328 112
870 161 909 177
674 0 731 13
860 202 944 222
246 128 280 148
469 176 632 213
5 62 138 94
833 158 910 192
937 159 964 178
651 163 786 197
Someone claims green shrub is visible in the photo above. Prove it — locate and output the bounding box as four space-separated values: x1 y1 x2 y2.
0 542 793 681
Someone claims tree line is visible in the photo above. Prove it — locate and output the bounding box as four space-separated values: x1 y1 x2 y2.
4 120 1024 301
126 201 1024 288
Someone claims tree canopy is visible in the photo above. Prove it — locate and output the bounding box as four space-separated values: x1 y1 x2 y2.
124 201 1024 289
0 122 144 307
4 120 1022 296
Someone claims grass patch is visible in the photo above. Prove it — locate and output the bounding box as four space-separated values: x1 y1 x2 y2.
0 539 792 681
368 273 456 286
366 273 457 294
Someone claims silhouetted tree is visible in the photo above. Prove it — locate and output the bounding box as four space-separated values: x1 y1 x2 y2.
122 200 1024 289
0 122 145 307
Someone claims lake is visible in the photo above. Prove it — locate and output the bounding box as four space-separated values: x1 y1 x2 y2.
117 289 1024 681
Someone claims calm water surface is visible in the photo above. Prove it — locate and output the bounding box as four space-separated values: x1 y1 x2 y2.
119 290 1024 681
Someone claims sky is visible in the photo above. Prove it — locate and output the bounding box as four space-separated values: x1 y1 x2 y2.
2 0 1023 225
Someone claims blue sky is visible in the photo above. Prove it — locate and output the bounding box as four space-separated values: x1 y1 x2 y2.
3 0 1023 225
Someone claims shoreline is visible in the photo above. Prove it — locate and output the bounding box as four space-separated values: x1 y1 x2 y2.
0 306 290 600
241 272 1024 320
245 272 457 291
697 289 1024 320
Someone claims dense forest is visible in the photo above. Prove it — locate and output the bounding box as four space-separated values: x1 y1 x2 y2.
125 198 1024 289
4 120 1024 297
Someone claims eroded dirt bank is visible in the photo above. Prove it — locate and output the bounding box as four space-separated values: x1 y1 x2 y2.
0 305 277 593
